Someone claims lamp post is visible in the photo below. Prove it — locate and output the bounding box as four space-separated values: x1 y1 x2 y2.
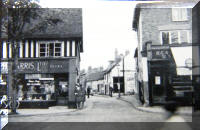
120 51 129 95
116 64 120 98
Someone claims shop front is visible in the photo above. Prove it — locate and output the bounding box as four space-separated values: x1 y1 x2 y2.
1 58 73 108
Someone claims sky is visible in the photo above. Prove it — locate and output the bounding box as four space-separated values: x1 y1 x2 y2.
39 0 141 70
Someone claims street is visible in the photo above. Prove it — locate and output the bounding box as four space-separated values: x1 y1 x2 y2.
8 95 191 122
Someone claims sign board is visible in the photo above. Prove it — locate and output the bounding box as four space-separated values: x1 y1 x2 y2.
147 45 172 61
151 50 171 60
155 76 161 85
17 59 69 74
0 62 8 74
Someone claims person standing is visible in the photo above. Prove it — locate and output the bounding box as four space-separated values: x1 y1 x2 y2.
75 83 81 109
110 87 113 97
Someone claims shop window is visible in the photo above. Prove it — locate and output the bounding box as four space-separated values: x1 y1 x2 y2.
39 42 62 57
172 8 188 21
161 30 190 44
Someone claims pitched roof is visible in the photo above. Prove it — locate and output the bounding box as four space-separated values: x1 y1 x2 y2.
2 8 82 39
86 71 104 82
104 58 121 74
24 8 83 39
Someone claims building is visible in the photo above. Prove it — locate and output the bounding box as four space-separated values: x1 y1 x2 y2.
86 70 104 95
0 8 83 107
192 2 200 111
133 2 197 105
104 51 136 95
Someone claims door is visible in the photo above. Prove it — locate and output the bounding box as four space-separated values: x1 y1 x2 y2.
149 68 167 103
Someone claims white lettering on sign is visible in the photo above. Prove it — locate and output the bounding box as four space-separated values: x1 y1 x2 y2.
17 62 35 70
37 61 48 71
0 62 8 73
50 64 63 69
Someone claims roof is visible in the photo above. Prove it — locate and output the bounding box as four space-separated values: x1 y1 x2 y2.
2 8 83 51
86 71 104 82
24 8 83 39
104 58 121 74
132 1 196 31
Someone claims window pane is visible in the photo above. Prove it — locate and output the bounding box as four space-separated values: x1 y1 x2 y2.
55 48 61 52
171 31 178 44
49 43 54 56
162 32 169 45
55 53 61 56
40 44 45 48
55 43 61 47
40 53 45 57
180 31 188 43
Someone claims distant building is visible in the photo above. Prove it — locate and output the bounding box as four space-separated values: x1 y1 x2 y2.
104 51 136 95
86 71 104 94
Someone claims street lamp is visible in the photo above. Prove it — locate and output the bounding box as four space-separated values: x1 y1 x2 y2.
120 51 129 95
116 64 120 98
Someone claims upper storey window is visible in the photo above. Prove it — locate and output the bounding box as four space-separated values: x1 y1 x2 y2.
172 8 188 21
161 30 190 45
39 42 62 57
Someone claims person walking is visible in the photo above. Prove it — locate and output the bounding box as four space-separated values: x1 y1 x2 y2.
87 87 91 98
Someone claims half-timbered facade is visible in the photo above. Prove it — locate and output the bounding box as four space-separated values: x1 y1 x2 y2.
0 8 83 107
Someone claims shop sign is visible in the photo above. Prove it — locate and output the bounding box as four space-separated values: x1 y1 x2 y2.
151 50 171 60
17 60 69 73
25 74 41 79
59 81 68 85
0 62 8 74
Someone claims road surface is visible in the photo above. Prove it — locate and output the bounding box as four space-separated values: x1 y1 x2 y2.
7 95 191 122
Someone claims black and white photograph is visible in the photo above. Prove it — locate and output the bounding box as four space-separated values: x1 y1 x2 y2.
0 0 200 130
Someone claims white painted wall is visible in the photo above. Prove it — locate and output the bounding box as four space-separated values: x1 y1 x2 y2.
104 53 136 94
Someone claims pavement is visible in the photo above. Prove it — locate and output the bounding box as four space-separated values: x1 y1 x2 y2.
116 94 193 116
6 106 79 117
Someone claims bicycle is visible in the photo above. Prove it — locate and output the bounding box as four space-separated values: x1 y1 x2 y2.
0 95 20 109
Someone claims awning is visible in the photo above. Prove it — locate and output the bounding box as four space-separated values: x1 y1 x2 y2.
171 46 192 75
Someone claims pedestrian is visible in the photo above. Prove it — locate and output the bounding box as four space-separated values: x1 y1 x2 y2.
80 85 86 109
110 87 113 97
75 83 81 109
87 87 91 98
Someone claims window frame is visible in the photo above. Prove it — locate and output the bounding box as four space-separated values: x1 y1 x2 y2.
160 30 190 45
172 8 188 22
38 41 63 57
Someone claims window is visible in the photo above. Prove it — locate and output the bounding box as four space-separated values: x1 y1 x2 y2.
172 8 188 21
39 42 62 57
161 30 190 44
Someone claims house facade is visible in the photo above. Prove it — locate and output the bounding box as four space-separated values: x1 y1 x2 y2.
0 8 83 107
104 52 136 95
133 2 197 105
86 71 104 94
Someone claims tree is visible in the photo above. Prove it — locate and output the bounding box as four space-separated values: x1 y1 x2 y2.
1 0 62 114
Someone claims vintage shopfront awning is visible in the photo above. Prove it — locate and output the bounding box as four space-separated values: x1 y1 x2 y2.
171 46 192 76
